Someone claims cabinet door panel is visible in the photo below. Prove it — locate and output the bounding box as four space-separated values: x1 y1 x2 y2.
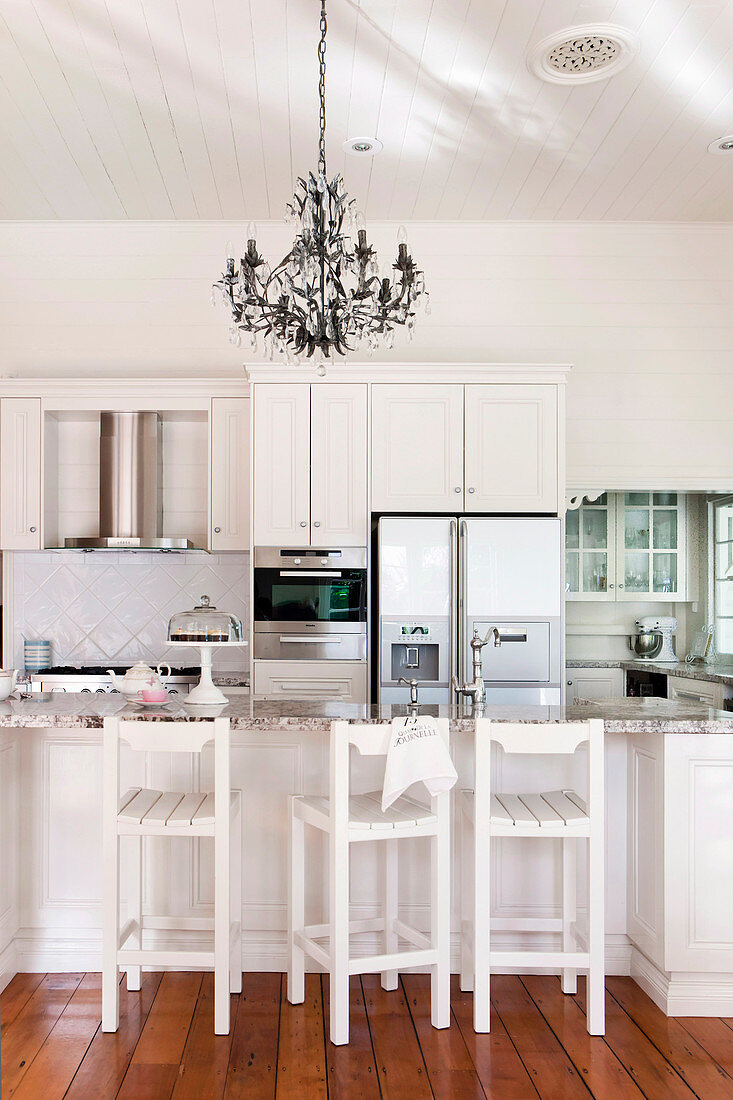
210 397 250 551
253 385 310 546
464 384 557 513
310 384 367 545
371 384 463 512
0 398 42 549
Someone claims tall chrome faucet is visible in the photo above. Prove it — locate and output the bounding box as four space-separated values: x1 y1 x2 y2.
451 626 501 706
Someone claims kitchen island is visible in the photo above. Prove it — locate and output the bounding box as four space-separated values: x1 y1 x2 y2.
0 695 730 1016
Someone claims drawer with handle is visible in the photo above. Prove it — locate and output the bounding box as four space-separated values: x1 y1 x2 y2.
667 675 722 709
253 660 367 702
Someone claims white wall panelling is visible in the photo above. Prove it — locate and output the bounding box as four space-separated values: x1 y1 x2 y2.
5 726 632 983
3 221 733 490
0 733 20 990
1 2 733 221
10 551 249 672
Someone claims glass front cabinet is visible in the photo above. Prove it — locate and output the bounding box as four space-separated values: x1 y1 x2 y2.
566 492 687 602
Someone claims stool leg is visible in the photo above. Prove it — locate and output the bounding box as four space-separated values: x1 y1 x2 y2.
214 792 230 1035
561 837 577 994
126 836 142 992
430 797 450 1030
230 792 242 995
381 839 398 991
329 819 350 1045
586 831 605 1035
459 799 473 992
473 817 490 1033
102 830 120 1032
287 800 305 1005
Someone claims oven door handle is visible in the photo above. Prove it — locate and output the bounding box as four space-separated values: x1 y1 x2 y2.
279 570 342 577
279 636 341 644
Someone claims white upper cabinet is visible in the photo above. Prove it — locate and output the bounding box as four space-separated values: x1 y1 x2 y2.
253 384 311 546
252 383 368 547
371 382 559 514
210 397 250 551
464 384 558 513
310 384 367 545
371 384 464 512
1 398 42 550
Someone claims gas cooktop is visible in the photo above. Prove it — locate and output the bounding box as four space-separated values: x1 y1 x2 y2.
34 665 201 676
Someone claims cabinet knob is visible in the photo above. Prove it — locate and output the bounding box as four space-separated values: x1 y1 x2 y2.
454 487 461 494
313 521 321 528
567 680 573 686
609 583 614 589
29 526 37 533
468 487 475 494
214 526 221 533
300 521 307 528
619 583 624 589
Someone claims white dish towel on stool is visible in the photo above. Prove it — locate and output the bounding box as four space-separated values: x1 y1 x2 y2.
382 715 458 812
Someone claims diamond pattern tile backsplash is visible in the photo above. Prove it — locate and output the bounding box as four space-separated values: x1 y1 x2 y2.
12 552 250 672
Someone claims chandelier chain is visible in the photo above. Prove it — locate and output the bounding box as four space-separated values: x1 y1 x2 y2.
318 0 327 174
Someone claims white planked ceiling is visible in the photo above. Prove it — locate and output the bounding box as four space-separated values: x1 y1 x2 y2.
1 0 732 221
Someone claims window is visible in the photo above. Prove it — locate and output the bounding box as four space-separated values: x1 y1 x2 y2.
711 497 733 657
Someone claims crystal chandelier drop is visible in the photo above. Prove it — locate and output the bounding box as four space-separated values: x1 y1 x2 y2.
212 0 429 366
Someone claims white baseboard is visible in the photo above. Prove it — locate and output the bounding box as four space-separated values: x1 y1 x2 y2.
0 937 18 994
631 947 733 1016
10 927 632 978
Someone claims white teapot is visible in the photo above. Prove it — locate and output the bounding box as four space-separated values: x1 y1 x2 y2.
107 661 171 699
0 669 18 701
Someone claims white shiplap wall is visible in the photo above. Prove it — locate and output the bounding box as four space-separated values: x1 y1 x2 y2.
1 220 733 487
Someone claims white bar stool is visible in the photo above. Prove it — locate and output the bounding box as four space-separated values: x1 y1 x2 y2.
102 716 242 1035
288 719 451 1046
460 717 605 1035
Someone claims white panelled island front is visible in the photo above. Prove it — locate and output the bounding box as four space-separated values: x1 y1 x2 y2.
0 694 731 1018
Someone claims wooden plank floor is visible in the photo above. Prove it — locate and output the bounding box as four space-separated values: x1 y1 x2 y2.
2 973 732 1099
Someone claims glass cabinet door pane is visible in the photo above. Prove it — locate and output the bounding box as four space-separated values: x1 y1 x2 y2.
653 492 677 506
583 510 608 549
652 553 677 593
653 509 677 550
565 552 579 592
625 552 649 592
718 619 733 655
583 552 609 593
625 509 650 549
584 493 607 506
566 509 579 549
716 541 733 579
715 503 733 542
625 492 649 506
715 579 733 615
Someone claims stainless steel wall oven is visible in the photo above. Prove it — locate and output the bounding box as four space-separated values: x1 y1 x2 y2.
253 548 367 661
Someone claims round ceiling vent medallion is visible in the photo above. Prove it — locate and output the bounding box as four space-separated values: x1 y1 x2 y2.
527 24 639 85
708 135 733 155
342 136 383 157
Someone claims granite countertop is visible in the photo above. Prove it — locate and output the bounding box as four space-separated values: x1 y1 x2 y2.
211 674 250 687
567 658 733 687
0 694 732 733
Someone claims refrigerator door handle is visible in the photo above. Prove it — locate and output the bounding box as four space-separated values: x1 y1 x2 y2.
449 520 458 686
458 519 467 684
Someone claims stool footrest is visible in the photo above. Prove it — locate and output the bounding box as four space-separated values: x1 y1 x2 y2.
118 948 216 967
489 950 590 969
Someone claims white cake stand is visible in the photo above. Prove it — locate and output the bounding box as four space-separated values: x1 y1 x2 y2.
167 640 248 705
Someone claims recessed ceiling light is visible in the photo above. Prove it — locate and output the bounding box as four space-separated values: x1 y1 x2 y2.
527 24 639 85
343 136 383 157
708 135 733 155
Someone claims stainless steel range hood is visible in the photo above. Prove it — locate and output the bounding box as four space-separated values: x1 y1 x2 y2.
65 411 194 549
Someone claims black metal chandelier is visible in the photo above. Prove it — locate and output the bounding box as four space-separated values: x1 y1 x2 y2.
212 0 428 365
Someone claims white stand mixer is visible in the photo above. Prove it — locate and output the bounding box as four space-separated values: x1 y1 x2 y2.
632 615 679 663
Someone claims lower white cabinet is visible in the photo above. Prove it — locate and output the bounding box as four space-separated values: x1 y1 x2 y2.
253 660 368 703
666 674 722 710
566 666 624 702
627 732 733 1011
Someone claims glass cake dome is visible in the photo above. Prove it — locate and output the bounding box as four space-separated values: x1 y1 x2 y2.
167 595 243 643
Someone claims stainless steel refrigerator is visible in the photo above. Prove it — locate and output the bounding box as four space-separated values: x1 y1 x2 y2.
377 516 562 704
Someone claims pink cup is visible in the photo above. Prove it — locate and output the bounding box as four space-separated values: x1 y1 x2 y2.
140 688 167 703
